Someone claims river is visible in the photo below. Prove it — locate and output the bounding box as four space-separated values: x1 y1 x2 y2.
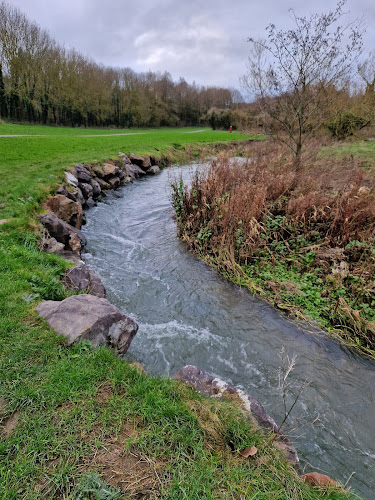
82 163 375 499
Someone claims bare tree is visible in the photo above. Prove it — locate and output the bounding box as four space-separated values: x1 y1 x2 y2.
358 50 375 94
242 0 364 160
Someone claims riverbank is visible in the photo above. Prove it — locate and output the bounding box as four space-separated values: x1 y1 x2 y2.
0 128 349 498
172 140 375 359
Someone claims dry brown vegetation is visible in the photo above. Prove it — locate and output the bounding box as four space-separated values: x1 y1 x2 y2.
172 141 375 354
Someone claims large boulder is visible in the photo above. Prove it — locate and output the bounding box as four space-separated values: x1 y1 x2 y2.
129 154 151 170
44 195 83 228
174 365 299 465
62 263 106 298
36 294 138 355
38 213 87 254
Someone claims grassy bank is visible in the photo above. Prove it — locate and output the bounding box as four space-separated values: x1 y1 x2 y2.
172 140 375 358
0 125 346 498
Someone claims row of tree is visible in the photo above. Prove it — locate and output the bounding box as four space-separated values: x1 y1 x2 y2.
0 1 239 128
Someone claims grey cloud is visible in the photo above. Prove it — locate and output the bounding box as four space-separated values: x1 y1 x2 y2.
8 0 375 87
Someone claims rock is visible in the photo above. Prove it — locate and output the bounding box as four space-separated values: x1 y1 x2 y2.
118 152 131 164
90 178 101 198
56 185 83 204
56 185 70 198
274 441 300 465
42 236 65 255
57 186 84 205
69 232 83 254
44 194 83 229
79 182 94 200
103 163 120 177
65 171 78 187
301 472 342 489
75 164 92 183
149 156 161 166
91 164 105 178
74 187 85 205
147 165 161 175
174 366 278 431
129 154 151 170
38 213 87 253
60 251 84 265
36 294 138 355
108 177 120 189
0 219 10 225
83 163 94 174
126 164 146 179
96 178 110 190
62 263 106 298
174 365 299 466
84 197 96 209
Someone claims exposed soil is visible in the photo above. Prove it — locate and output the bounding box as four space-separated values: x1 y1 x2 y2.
0 398 20 438
86 422 163 498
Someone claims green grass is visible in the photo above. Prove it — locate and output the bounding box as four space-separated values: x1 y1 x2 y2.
0 123 259 220
322 140 375 167
0 123 351 498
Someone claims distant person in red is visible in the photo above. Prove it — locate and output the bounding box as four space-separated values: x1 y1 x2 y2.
229 125 232 133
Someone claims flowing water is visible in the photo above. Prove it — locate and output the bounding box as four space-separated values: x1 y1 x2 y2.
82 164 375 499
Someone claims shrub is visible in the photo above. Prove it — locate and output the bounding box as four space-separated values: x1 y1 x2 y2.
172 142 375 351
327 112 369 138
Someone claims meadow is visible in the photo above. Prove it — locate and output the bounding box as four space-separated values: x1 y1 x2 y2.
1 124 344 499
0 124 256 220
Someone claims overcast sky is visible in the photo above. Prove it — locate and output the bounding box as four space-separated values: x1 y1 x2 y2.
6 0 375 89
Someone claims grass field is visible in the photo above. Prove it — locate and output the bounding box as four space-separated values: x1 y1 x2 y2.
323 140 375 163
0 124 347 498
0 124 257 220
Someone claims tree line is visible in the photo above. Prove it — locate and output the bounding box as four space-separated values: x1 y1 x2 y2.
0 1 239 128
